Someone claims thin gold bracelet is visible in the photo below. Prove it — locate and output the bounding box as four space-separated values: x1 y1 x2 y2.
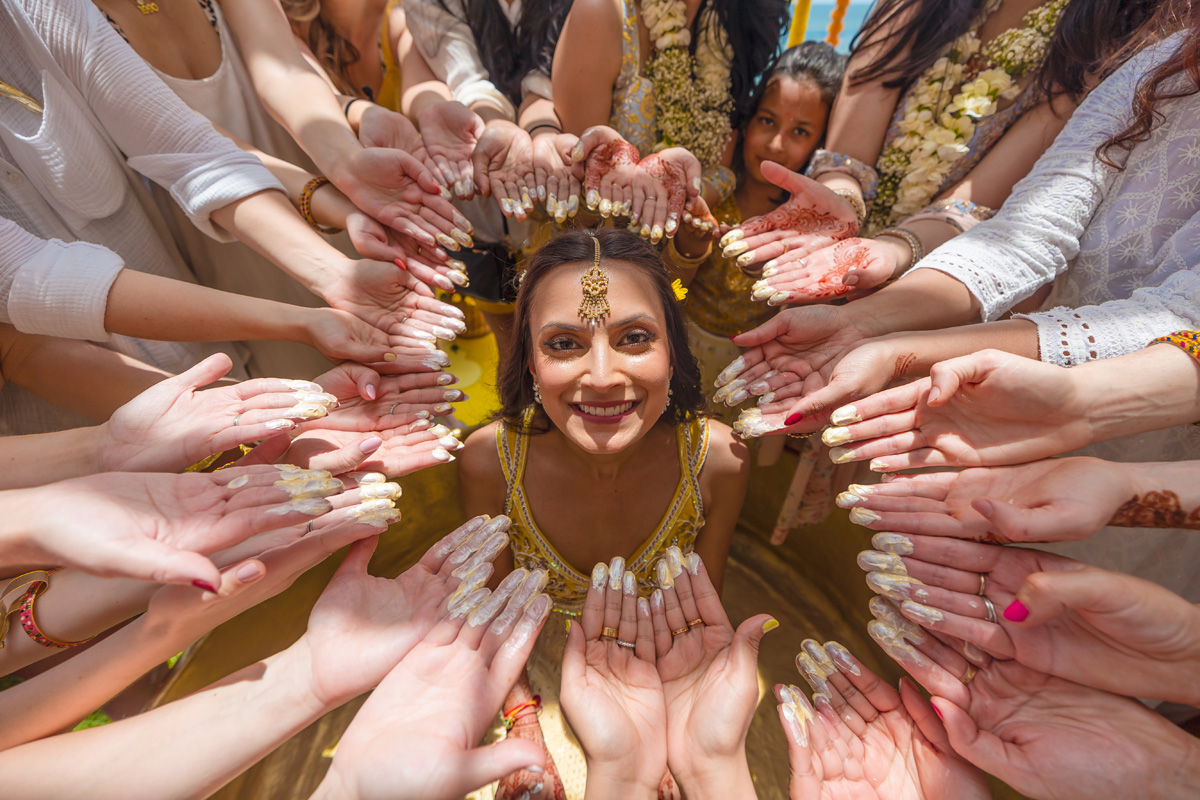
832 188 866 228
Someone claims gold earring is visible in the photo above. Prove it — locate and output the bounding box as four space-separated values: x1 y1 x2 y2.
532 381 543 405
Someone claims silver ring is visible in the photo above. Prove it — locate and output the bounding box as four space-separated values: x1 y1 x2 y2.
977 573 987 596
982 595 998 624
616 639 636 648
305 521 314 535
644 196 657 202
388 403 400 415
232 414 241 427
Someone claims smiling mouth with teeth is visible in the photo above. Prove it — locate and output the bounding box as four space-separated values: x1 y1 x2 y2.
571 400 638 420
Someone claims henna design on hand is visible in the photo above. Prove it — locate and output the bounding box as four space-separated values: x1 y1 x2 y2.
639 153 688 222
584 139 641 205
1110 490 1200 529
739 201 858 241
890 353 917 383
802 240 869 300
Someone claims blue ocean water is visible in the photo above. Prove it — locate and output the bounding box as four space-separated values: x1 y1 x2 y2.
794 2 871 53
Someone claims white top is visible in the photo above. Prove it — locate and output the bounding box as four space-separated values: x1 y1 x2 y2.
911 33 1200 368
404 0 553 121
0 0 283 432
909 33 1200 604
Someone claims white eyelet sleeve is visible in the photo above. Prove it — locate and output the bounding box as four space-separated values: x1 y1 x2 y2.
907 36 1177 321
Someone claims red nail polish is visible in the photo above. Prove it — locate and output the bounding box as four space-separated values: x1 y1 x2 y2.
193 580 217 593
1003 600 1030 622
729 335 739 341
784 411 804 426
932 704 944 721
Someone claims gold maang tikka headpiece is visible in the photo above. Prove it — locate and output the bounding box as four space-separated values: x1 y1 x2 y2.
578 234 610 324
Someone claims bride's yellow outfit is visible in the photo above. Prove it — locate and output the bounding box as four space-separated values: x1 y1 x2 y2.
484 411 710 798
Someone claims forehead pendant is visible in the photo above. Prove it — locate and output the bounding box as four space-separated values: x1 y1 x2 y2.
578 235 610 324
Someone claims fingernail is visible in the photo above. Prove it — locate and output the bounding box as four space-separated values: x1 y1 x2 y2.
784 411 804 426
768 291 790 306
849 507 881 526
432 447 455 462
1003 599 1030 622
928 386 942 404
265 419 297 431
193 580 217 593
932 704 944 721
591 562 608 590
608 556 625 591
762 618 779 633
435 233 461 252
822 426 852 446
359 437 383 454
383 353 397 362
693 177 702 193
843 274 859 286
365 384 377 400
869 458 889 472
236 562 263 581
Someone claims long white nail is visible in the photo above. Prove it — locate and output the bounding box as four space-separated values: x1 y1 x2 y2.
282 403 330 420
872 532 914 555
849 507 881 526
715 357 747 387
824 641 861 675
608 556 625 591
591 562 608 590
866 571 925 603
283 379 324 392
900 600 944 625
830 405 861 425
856 550 906 573
822 426 852 446
623 570 636 595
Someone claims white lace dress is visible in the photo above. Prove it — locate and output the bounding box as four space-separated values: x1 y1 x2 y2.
911 32 1200 601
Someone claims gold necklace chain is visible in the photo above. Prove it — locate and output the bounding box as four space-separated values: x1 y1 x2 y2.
132 0 160 14
0 80 43 115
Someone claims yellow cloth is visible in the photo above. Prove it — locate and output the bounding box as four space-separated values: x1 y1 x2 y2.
684 195 777 339
497 408 710 613
608 0 656 157
376 0 404 112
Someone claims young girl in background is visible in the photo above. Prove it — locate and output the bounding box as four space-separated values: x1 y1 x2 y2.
668 42 846 420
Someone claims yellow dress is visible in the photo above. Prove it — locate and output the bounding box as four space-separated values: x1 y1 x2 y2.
482 412 708 798
497 410 710 613
376 0 404 112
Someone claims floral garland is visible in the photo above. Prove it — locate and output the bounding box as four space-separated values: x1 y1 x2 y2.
869 0 1070 232
642 0 733 166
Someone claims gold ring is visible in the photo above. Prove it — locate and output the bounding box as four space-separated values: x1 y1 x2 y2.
960 664 978 685
601 626 619 639
686 618 703 628
671 626 690 637
977 573 986 596
616 639 636 648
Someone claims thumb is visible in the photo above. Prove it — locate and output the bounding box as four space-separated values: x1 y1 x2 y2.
470 138 496 197
234 433 292 467
932 697 1008 778
1011 565 1120 627
730 310 789 348
118 539 223 590
169 353 234 393
682 153 702 197
972 496 1058 543
732 614 777 668
326 361 382 402
574 125 616 163
303 436 384 477
927 350 1007 406
760 160 805 194
334 534 381 578
451 737 545 798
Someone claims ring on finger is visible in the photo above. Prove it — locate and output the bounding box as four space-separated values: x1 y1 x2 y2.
670 625 690 637
686 618 703 628
982 595 998 624
977 573 987 596
305 521 314 535
960 663 978 684
601 626 619 639
232 414 241 427
616 639 636 648
388 403 400 415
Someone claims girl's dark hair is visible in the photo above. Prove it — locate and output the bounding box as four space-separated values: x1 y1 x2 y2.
436 0 574 108
1098 0 1199 167
732 42 847 190
734 41 848 130
695 0 792 124
498 229 705 433
849 0 1161 103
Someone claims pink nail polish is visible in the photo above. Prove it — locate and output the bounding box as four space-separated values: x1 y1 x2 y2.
1003 599 1030 622
365 385 377 401
192 580 217 593
932 703 944 721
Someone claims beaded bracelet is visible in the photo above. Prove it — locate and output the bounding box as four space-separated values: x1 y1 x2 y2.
832 189 866 228
1151 330 1200 360
807 149 880 203
876 226 926 270
502 695 542 730
17 573 94 649
0 570 53 649
299 177 345 235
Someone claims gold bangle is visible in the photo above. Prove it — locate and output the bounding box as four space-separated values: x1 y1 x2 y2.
876 226 926 270
832 188 866 228
298 177 345 235
666 238 711 269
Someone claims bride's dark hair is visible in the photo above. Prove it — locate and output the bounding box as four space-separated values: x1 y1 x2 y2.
498 228 705 434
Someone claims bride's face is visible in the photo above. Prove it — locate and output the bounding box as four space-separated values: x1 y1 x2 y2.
527 260 673 455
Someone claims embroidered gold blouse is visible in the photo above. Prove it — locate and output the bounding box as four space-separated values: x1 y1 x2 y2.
497 410 710 614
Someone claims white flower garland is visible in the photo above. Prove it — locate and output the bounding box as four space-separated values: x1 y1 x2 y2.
870 0 1070 231
641 0 733 166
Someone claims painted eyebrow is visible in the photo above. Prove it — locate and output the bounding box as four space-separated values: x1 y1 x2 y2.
538 313 657 335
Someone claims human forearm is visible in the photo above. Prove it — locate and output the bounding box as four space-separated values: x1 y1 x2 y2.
867 319 1040 382
0 426 105 490
1072 344 1200 444
0 643 331 800
583 763 659 800
103 270 314 346
1110 461 1200 531
519 96 561 134
672 754 757 800
844 268 983 339
1150 724 1200 798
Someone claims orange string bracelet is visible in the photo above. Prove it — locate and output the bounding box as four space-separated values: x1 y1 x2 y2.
502 695 542 731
